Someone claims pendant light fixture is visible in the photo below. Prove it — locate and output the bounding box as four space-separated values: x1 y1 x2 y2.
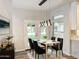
40 2 44 27
49 19 52 26
46 20 48 26
39 0 48 27
44 21 47 26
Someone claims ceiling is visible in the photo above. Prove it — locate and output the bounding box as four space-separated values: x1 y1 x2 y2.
12 0 66 11
12 0 71 20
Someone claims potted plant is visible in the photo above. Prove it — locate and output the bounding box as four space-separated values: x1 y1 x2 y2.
43 35 47 39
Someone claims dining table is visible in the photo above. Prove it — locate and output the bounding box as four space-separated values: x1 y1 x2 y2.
37 40 61 59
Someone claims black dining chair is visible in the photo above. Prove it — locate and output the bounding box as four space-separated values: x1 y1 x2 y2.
28 38 34 53
52 38 63 56
33 41 46 59
51 36 56 41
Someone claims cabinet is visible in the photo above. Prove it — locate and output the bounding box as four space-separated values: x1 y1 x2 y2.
0 44 15 59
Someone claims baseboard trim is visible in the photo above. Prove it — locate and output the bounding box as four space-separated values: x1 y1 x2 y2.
63 52 71 56
15 49 26 52
25 49 31 51
15 48 31 53
63 53 77 59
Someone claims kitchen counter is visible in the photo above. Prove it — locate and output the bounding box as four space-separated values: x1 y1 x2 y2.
71 40 79 58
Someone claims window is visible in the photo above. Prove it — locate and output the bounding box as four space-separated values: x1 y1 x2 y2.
54 22 64 38
27 24 35 39
40 27 46 40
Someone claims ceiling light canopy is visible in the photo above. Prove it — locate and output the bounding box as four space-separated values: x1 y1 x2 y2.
39 0 47 6
54 15 64 19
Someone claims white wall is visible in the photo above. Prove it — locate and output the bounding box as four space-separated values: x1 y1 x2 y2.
70 1 77 30
0 0 11 41
12 16 26 52
0 0 11 19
